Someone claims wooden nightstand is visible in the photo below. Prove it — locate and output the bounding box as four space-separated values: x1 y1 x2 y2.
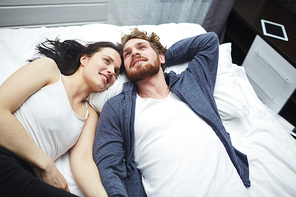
223 0 296 126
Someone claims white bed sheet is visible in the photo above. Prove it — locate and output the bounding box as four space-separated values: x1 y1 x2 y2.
0 23 295 197
225 65 296 197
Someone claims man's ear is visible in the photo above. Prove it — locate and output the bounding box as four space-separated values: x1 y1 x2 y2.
159 53 165 64
80 54 88 67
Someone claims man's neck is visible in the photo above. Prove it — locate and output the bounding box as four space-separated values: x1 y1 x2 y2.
136 71 170 99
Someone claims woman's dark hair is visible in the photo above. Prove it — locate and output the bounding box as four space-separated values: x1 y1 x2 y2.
33 38 123 75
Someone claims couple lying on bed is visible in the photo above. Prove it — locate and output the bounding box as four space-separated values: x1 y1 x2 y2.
0 28 251 197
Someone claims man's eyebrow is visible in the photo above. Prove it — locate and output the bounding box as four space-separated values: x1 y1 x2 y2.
123 47 130 54
136 42 147 46
123 42 147 53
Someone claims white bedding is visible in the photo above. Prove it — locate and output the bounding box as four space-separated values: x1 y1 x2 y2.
0 23 295 197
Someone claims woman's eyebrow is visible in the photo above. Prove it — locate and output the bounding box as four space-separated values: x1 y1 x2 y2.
103 55 114 62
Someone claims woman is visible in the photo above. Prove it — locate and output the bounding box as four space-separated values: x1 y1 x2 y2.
0 39 122 196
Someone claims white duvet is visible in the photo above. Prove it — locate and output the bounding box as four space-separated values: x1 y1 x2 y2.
0 23 295 197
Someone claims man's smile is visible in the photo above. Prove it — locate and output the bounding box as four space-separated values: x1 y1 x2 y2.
131 57 147 68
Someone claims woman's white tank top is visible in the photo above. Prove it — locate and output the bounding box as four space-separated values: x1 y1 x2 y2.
14 74 88 161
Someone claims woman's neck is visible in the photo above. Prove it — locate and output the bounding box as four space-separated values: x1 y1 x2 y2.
61 73 90 104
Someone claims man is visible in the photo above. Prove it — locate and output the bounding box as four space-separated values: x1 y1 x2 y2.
93 28 251 197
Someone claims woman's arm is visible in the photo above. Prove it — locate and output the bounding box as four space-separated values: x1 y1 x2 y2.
0 57 69 191
93 101 128 197
70 105 108 197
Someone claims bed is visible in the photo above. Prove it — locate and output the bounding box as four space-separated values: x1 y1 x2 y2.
0 23 295 197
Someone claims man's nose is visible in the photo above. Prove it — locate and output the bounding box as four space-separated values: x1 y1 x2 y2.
131 50 140 57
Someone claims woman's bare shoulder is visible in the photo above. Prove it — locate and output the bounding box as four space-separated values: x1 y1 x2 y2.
30 57 60 84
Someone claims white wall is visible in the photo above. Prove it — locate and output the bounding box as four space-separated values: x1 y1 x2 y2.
0 0 108 27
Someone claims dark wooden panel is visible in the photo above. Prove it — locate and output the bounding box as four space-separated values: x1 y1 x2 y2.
232 0 296 69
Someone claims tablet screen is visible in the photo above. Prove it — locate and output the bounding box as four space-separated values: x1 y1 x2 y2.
261 19 288 41
265 23 284 37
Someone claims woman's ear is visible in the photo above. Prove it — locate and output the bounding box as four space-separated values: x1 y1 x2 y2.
80 54 88 67
159 53 165 64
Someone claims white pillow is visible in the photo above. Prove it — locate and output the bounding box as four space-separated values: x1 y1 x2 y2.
88 43 249 120
214 43 249 120
88 74 129 112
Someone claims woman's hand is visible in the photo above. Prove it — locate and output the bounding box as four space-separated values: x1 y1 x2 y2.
39 159 70 192
0 57 67 190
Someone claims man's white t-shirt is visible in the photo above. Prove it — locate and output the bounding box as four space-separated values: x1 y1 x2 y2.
134 92 250 197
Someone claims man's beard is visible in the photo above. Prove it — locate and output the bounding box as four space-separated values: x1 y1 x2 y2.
127 57 160 82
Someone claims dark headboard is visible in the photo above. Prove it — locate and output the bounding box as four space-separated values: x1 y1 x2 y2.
275 0 296 15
